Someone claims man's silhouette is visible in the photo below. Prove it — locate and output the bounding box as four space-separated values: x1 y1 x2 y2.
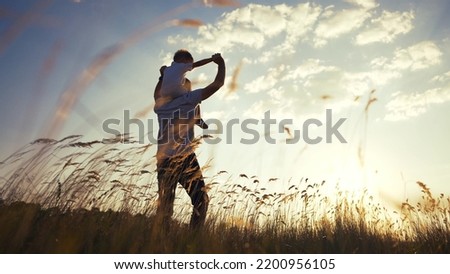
153 53 225 229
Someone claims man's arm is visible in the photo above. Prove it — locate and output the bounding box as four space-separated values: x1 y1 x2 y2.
193 57 213 69
201 54 225 101
154 66 166 100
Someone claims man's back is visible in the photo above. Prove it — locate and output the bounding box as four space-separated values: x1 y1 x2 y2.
155 88 203 164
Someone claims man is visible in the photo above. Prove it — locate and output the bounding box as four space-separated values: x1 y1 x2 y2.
153 53 225 229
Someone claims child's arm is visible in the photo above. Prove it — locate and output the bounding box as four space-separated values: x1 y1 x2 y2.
154 78 162 100
193 57 213 69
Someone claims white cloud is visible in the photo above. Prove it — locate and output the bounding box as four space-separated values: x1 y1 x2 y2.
345 0 379 9
243 100 265 118
197 23 266 52
280 59 393 99
241 4 287 37
356 10 414 45
359 70 402 86
162 0 449 122
300 69 367 101
267 87 284 103
371 41 443 72
389 41 442 71
159 51 173 65
370 41 447 121
385 84 450 121
370 56 388 67
239 59 350 116
256 3 322 61
313 2 376 47
244 57 402 115
281 3 322 52
168 3 288 54
202 110 226 121
167 3 321 55
432 71 450 83
244 64 287 93
283 59 337 80
242 97 297 121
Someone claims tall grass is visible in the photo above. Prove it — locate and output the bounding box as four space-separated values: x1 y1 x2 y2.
0 136 449 253
1 0 448 254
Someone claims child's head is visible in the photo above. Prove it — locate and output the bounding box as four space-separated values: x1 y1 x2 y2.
173 49 194 64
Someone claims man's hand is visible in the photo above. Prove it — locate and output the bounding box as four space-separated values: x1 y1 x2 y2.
159 65 167 76
211 53 223 64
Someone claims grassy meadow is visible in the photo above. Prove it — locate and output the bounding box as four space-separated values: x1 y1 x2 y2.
0 135 449 253
1 0 450 257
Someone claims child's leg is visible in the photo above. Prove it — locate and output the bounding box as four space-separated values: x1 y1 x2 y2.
162 85 188 99
195 105 208 129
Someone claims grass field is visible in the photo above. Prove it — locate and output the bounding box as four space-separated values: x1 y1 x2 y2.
0 135 449 253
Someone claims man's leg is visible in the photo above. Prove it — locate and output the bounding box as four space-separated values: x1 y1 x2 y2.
179 153 209 229
156 158 180 229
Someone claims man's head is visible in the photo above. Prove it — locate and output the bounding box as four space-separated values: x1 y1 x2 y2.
173 49 194 64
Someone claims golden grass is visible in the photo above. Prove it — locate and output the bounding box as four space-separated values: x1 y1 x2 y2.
0 136 449 253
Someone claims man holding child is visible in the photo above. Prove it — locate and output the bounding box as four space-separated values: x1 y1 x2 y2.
153 50 225 229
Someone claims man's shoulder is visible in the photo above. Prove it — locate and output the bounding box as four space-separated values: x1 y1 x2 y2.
155 89 203 115
186 88 203 104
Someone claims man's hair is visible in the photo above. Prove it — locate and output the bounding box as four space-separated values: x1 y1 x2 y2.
173 49 193 62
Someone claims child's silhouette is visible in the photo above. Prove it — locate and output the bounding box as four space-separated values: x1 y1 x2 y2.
159 49 212 129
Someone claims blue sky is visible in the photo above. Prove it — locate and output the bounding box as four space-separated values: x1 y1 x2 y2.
1 0 449 205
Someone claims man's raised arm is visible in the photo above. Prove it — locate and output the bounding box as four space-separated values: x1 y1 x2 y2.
201 53 225 101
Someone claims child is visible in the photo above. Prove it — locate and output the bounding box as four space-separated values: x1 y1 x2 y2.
159 49 213 129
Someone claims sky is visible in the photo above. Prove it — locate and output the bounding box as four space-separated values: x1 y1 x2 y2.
0 0 449 207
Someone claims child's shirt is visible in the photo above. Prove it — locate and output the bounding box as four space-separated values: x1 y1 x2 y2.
161 61 193 99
